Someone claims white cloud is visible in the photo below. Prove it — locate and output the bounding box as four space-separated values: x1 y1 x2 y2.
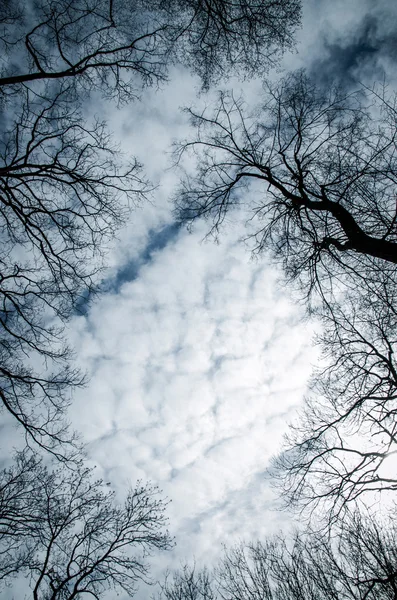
68 214 317 595
63 67 320 594
7 3 393 597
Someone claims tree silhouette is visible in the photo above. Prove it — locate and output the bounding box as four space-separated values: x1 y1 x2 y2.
0 82 146 458
0 451 173 598
0 0 301 96
175 72 397 287
273 282 397 521
0 0 301 456
158 564 215 600
174 70 397 514
158 510 397 600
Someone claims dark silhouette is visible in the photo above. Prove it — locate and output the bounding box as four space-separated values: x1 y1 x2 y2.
0 0 301 457
0 451 173 598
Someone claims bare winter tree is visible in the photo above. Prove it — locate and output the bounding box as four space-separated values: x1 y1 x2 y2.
273 281 397 521
174 70 397 515
0 0 301 456
217 512 397 600
0 452 43 584
0 82 146 458
0 0 301 98
175 72 397 295
0 451 173 599
158 564 215 600
158 510 397 600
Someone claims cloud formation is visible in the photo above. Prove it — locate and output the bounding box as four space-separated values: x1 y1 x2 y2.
310 11 397 88
285 0 397 89
68 216 317 592
5 1 397 597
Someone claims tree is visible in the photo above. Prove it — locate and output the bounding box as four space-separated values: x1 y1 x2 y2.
174 70 397 515
273 282 397 521
0 0 301 456
0 451 173 598
158 564 215 600
0 0 301 97
175 72 397 293
216 512 397 600
158 511 397 600
0 452 43 584
0 82 145 458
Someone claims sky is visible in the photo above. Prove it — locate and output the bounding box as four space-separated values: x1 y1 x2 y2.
2 0 397 598
68 0 397 595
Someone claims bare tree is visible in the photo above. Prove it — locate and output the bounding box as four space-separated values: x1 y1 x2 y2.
0 451 173 599
160 0 301 90
0 452 44 584
158 564 215 600
0 0 301 98
158 511 397 600
273 281 397 521
0 82 146 458
175 72 397 295
174 70 397 515
0 0 301 456
238 512 397 600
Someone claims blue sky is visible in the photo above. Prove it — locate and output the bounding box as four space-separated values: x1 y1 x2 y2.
68 0 397 594
2 0 397 597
